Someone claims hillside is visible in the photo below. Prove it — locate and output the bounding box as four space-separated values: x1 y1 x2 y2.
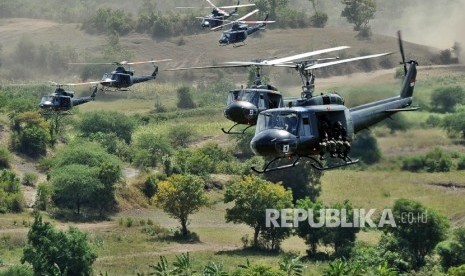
0 17 438 84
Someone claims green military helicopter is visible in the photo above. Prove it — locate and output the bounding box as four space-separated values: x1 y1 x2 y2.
249 31 418 172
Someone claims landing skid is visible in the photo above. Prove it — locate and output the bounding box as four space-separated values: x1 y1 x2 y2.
233 42 246 48
40 111 72 116
251 155 359 173
221 123 252 134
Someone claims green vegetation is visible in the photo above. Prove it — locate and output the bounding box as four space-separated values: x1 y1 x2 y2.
10 112 51 158
430 86 465 113
154 174 209 237
341 0 376 35
22 215 96 275
402 147 453 173
437 227 465 270
224 175 293 250
350 130 381 165
48 141 121 217
384 199 449 270
81 8 134 36
77 111 136 144
0 170 25 213
443 106 465 140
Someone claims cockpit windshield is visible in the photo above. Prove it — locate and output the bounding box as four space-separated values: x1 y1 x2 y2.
227 90 258 104
256 111 299 136
40 96 54 103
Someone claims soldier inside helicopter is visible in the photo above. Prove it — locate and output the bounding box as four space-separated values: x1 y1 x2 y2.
317 116 351 160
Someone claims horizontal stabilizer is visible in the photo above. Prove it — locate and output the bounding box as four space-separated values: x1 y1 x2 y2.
384 107 419 113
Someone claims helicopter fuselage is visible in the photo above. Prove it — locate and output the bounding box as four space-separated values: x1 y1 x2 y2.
250 61 416 161
99 66 158 90
250 103 353 157
219 23 265 45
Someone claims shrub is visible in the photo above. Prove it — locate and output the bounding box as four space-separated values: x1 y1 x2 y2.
457 156 465 170
81 8 134 35
425 115 442 127
176 86 196 109
78 111 136 144
310 12 328 28
22 172 38 187
402 148 452 172
430 86 465 113
0 147 11 169
351 131 382 165
133 129 172 168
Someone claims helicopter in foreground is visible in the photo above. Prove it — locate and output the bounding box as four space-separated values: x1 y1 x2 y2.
165 47 350 134
39 83 98 115
69 59 171 91
177 0 256 29
211 9 275 47
249 31 418 173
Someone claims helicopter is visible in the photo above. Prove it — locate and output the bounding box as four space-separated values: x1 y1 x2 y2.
249 31 419 173
165 46 350 134
211 9 275 47
39 82 98 115
69 59 171 91
177 0 256 29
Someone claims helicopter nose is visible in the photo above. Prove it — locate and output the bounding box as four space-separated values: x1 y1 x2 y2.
39 101 52 108
219 37 228 45
224 101 258 125
250 129 298 157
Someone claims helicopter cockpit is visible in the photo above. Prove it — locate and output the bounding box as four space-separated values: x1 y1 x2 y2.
227 90 257 103
256 111 300 136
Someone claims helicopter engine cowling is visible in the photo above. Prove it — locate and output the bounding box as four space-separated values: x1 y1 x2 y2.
224 101 258 125
250 129 299 157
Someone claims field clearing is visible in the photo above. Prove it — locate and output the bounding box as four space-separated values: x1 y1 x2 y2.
321 170 465 227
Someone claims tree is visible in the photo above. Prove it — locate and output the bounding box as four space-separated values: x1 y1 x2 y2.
382 113 409 134
350 130 381 165
133 128 172 168
21 215 96 275
10 111 51 158
443 107 465 140
177 86 196 109
167 124 197 148
224 175 293 249
341 0 376 31
153 174 208 236
0 170 24 213
78 111 136 143
309 0 328 28
437 227 465 270
430 86 465 113
51 164 103 215
265 161 322 202
384 199 449 269
322 200 360 257
295 198 326 255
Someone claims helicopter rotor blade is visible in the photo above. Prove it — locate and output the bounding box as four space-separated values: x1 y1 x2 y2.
125 59 172 65
217 3 256 9
224 46 350 67
164 64 247 71
237 20 276 24
211 8 259 30
398 30 407 75
305 52 392 70
69 59 171 66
